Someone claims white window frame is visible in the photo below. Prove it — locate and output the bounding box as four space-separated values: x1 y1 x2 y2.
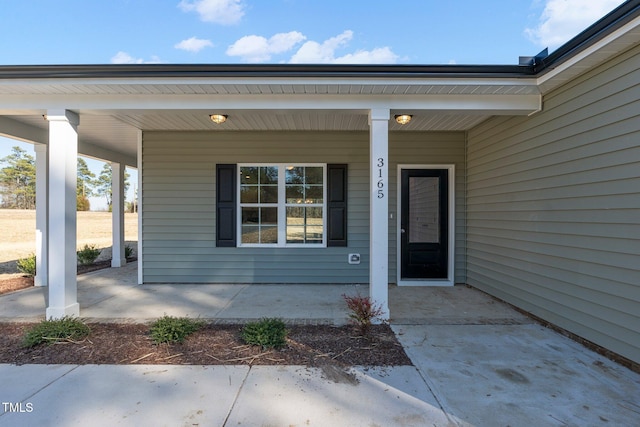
237 163 327 248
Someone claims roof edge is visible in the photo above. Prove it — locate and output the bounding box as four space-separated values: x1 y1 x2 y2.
0 63 535 80
536 1 640 73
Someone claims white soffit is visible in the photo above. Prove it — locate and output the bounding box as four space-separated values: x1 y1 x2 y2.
0 78 539 97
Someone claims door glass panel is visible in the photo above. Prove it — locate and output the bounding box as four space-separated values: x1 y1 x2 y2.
409 177 440 243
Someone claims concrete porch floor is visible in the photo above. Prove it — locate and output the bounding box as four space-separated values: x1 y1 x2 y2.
1 264 639 426
0 262 531 325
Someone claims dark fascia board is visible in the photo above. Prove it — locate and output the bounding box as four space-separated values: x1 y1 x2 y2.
0 63 534 80
0 2 637 81
535 0 640 73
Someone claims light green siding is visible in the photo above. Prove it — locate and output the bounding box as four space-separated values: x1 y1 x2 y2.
141 130 466 284
466 45 640 363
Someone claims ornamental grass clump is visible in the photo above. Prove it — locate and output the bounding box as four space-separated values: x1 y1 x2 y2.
149 315 204 344
22 317 90 348
241 318 287 350
125 244 134 259
16 254 36 277
77 244 101 265
342 293 386 336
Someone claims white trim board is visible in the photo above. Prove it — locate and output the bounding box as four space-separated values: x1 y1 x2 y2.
396 164 455 286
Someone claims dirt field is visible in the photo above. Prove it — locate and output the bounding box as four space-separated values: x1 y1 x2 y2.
0 209 138 276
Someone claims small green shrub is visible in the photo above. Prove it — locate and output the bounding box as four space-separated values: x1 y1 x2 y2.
16 254 36 277
125 244 134 259
241 318 287 349
149 315 204 344
22 317 90 348
342 293 386 336
77 244 101 265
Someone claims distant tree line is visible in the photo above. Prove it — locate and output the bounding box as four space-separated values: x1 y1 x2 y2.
0 146 130 211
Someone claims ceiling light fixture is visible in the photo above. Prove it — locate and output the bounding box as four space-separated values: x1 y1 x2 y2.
394 114 412 125
209 114 228 124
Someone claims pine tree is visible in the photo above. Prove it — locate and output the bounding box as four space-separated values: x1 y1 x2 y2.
95 163 130 209
0 146 36 209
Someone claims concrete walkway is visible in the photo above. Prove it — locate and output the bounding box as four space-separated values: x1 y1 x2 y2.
1 265 639 426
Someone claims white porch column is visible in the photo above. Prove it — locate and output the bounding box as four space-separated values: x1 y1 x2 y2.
34 144 48 287
368 109 390 319
111 162 126 267
137 130 143 285
46 110 79 319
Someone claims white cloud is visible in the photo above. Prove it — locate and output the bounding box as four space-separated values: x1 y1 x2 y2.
525 0 625 49
289 30 398 64
226 29 399 64
226 31 306 62
110 52 161 64
331 47 398 64
289 30 353 63
178 0 245 25
175 37 214 53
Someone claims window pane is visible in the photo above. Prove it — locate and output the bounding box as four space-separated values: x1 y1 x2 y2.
261 226 278 244
241 226 260 243
260 167 278 184
306 207 323 242
307 207 323 220
305 167 323 185
240 167 258 185
409 177 440 243
305 186 323 204
260 186 278 203
241 207 259 225
286 207 304 225
286 185 304 204
261 207 278 225
240 186 258 203
287 226 304 243
306 229 323 243
285 167 304 184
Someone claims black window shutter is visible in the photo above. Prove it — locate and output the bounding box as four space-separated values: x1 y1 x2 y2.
216 164 236 247
327 164 348 247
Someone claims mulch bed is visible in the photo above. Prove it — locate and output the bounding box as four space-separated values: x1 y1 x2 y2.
0 275 33 295
0 259 411 367
0 323 412 367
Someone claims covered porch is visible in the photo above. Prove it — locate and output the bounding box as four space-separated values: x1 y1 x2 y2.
0 64 544 320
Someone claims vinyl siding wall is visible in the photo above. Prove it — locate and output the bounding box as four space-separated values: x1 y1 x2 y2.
466 44 640 363
141 130 466 284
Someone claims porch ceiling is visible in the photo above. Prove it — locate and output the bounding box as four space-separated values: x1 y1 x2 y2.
3 109 493 163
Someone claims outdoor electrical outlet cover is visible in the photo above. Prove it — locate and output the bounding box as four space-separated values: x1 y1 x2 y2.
348 254 361 264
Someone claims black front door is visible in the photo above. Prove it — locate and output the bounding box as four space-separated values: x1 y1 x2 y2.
400 169 448 279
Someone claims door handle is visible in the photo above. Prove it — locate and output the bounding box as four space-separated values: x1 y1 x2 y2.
400 228 405 234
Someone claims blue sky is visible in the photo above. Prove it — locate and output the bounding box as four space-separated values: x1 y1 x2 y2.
0 0 627 208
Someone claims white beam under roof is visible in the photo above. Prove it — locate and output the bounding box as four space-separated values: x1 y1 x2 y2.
0 115 47 144
0 93 542 116
78 141 136 168
0 115 136 166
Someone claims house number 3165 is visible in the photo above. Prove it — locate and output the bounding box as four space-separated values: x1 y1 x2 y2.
377 158 385 198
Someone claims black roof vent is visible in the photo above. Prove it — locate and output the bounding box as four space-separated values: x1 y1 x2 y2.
519 48 549 66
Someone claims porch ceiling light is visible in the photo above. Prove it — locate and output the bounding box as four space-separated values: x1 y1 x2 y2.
209 114 228 124
394 114 412 125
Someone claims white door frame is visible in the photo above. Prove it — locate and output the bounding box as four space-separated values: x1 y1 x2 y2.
396 164 455 286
